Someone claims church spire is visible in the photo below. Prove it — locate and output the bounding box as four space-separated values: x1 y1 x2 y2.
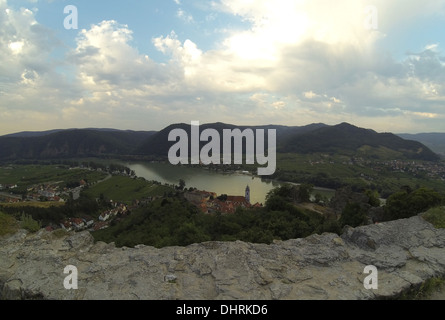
245 185 250 204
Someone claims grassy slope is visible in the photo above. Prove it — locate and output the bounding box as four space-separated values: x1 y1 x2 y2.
0 165 107 190
83 175 173 203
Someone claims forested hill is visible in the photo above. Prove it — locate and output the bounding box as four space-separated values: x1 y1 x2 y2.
137 122 440 161
278 122 440 161
398 133 445 157
0 129 155 160
134 122 328 157
0 123 440 161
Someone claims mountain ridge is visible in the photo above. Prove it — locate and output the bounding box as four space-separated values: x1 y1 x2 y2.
0 123 440 161
397 133 445 157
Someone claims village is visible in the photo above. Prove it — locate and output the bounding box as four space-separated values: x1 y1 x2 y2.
307 156 445 181
0 166 262 234
183 185 263 214
59 200 131 232
1 156 444 235
50 186 262 233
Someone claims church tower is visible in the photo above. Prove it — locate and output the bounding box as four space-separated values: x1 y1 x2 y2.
245 185 250 204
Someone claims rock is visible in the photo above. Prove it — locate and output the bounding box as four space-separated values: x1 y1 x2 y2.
0 214 444 300
64 231 94 251
164 274 177 282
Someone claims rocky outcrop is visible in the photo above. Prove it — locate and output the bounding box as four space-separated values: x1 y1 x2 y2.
1 214 444 300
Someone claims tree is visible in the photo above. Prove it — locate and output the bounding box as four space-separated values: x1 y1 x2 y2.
266 184 293 202
365 189 381 207
177 223 210 246
265 194 288 211
384 187 443 221
340 202 369 228
298 183 314 203
20 213 41 233
178 179 186 190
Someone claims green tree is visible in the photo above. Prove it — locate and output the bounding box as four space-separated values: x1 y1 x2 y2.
0 212 18 236
384 187 443 221
176 223 210 246
265 195 288 211
314 193 323 204
365 189 381 207
340 202 369 228
20 213 41 233
298 183 314 203
178 179 186 190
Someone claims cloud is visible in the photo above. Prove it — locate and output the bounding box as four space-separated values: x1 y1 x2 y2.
177 8 194 23
0 0 77 134
1 0 445 134
0 3 59 83
71 20 170 87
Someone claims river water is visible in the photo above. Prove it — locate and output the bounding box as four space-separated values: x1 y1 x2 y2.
123 162 334 205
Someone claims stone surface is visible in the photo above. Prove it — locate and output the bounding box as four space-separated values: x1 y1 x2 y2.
0 215 444 300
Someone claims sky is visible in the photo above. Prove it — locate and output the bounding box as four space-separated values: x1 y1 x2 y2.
1 0 445 135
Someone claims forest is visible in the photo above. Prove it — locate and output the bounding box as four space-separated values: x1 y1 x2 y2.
91 184 445 248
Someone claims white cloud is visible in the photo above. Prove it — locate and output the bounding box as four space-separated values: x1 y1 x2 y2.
2 0 445 134
177 8 194 23
0 0 73 123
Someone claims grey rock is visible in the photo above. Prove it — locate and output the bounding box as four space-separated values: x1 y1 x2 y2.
0 215 444 300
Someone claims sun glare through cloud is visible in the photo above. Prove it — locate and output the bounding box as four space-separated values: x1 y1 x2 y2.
0 0 444 134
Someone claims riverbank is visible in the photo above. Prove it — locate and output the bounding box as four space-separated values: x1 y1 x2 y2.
124 161 336 205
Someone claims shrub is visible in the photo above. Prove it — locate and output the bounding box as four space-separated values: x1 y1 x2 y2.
20 213 41 233
422 207 445 229
384 187 443 221
0 212 19 237
340 202 369 228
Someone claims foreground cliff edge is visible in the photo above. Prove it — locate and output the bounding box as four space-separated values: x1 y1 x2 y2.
1 214 444 300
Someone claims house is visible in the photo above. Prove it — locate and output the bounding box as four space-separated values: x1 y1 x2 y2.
85 219 94 228
93 221 109 231
99 211 111 221
60 220 72 231
184 190 217 206
71 218 85 230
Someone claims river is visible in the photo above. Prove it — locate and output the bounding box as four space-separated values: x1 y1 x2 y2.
123 162 335 205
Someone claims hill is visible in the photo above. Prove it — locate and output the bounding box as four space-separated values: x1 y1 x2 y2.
278 122 439 161
398 133 445 157
0 129 155 160
0 123 440 162
135 122 327 156
137 122 439 161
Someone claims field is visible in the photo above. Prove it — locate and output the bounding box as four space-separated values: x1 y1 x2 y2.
83 175 173 203
0 201 65 208
0 163 174 204
275 153 445 196
0 164 108 191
